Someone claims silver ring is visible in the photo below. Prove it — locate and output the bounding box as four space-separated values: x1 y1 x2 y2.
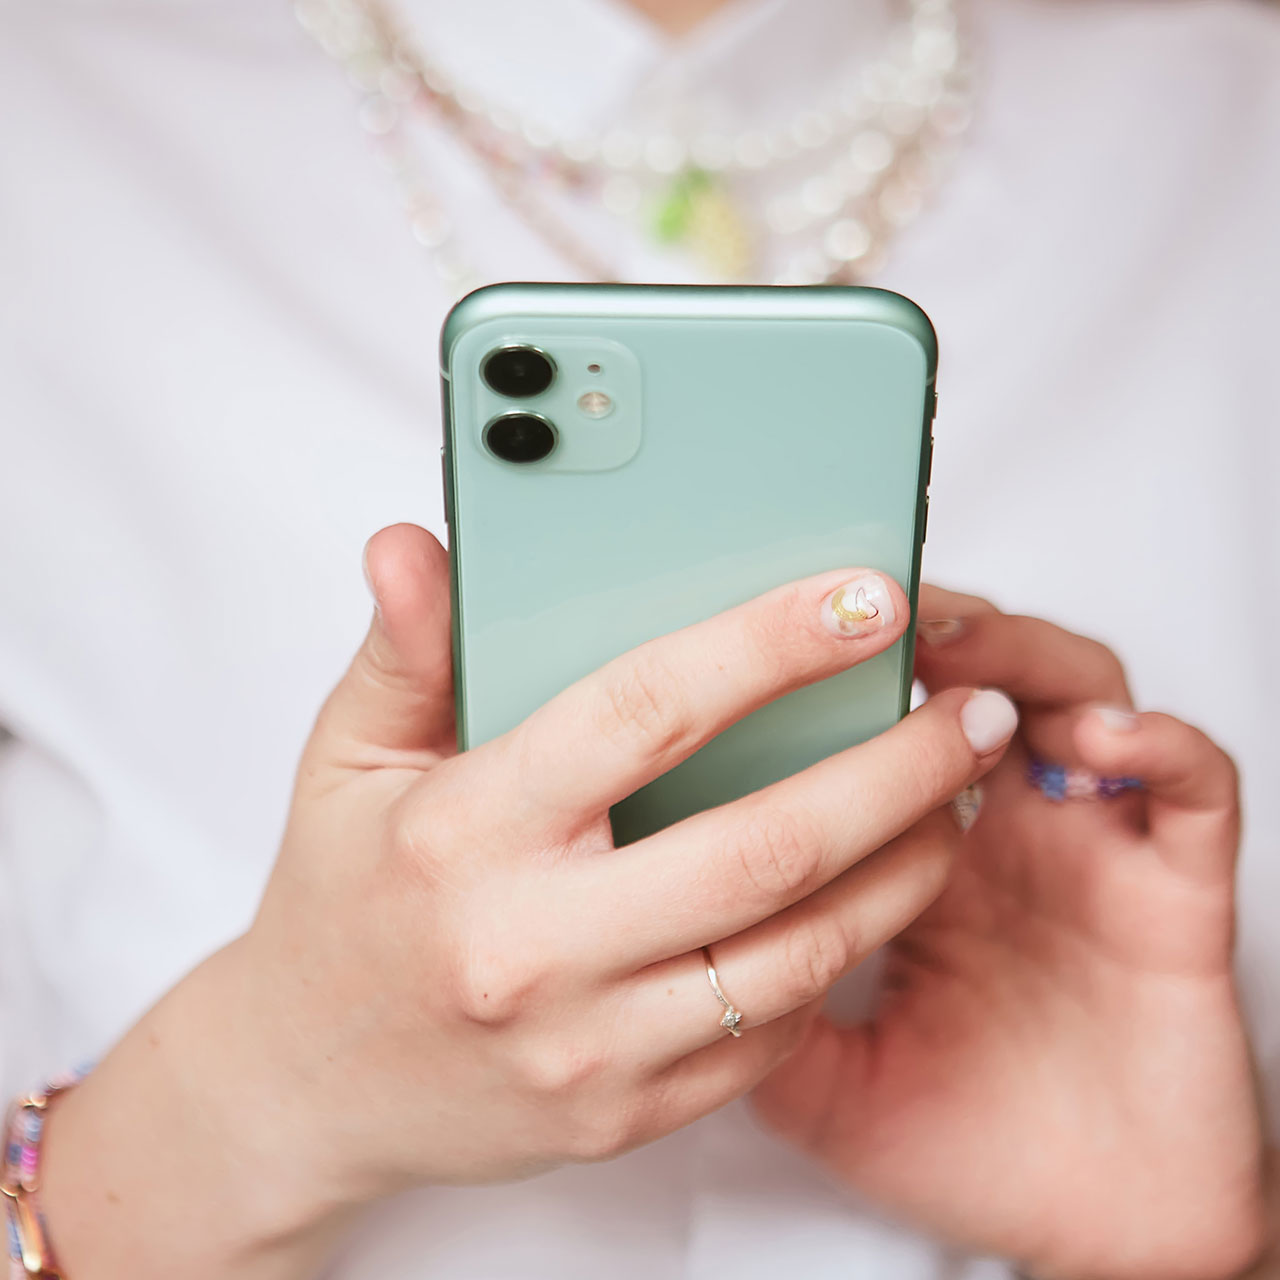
701 946 744 1037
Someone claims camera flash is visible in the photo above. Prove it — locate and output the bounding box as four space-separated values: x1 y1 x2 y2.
577 391 614 419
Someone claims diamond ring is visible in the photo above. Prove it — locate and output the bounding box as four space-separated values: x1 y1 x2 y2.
701 946 744 1038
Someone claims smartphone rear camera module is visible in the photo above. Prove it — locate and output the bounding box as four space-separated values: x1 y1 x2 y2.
482 345 556 398
483 412 557 464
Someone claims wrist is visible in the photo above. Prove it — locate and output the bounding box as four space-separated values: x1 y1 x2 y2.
38 941 357 1280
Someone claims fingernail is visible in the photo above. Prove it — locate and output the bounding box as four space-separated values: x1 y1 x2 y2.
1093 705 1139 733
820 574 896 638
951 784 984 833
919 617 966 648
361 541 381 618
961 688 1019 755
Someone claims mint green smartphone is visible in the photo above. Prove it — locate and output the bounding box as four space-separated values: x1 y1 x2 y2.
441 283 937 845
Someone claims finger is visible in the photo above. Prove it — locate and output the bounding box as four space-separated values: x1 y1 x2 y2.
624 810 957 1065
915 611 1132 764
557 1001 819 1164
915 612 1131 709
309 524 455 764
916 582 1002 632
1074 707 1241 879
636 1003 823 1146
569 685 1016 969
494 568 909 827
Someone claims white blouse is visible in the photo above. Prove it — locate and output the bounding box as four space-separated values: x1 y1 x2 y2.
2 0 1278 1275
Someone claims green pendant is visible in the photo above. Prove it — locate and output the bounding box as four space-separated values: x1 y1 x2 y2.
653 168 714 243
651 168 755 280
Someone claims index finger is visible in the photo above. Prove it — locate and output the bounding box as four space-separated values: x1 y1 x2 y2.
481 568 909 831
915 611 1132 710
917 582 1001 620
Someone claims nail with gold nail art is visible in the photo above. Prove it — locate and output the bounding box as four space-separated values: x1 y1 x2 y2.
821 574 896 638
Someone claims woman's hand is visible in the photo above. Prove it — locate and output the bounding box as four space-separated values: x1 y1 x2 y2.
753 586 1269 1280
40 532 1017 1279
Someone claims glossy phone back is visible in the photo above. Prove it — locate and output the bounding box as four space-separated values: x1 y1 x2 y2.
441 284 936 845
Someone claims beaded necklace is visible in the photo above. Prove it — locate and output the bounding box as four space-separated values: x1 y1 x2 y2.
297 0 974 295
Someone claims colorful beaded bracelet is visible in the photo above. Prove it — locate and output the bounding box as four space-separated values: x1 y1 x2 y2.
1027 758 1142 802
3 1066 91 1279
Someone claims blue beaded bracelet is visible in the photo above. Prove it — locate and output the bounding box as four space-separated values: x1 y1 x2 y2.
1027 758 1142 802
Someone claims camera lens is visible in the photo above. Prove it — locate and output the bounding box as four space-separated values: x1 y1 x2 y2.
483 413 557 464
481 345 555 398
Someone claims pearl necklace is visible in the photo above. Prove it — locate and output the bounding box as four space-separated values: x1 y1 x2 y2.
296 0 973 294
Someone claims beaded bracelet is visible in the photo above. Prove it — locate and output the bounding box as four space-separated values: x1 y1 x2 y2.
1027 758 1142 802
2 1067 90 1279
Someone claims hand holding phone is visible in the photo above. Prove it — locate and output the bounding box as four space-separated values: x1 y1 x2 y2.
43 522 1017 1280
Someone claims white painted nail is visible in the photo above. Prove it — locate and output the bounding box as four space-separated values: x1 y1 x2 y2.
961 689 1019 755
820 574 896 638
1093 705 1139 733
919 617 966 648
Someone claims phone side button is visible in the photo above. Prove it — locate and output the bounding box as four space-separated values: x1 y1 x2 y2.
440 447 451 525
922 494 930 543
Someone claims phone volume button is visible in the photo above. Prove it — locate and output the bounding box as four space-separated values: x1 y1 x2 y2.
440 446 451 525
922 493 930 543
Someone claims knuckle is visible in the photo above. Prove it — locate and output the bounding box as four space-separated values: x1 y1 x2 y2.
564 1105 643 1163
594 651 693 759
383 784 482 899
452 945 541 1026
1179 721 1242 811
1218 749 1242 801
519 1037 610 1098
1079 636 1128 689
1188 720 1241 785
388 771 478 855
725 806 825 908
781 916 854 1006
388 791 445 866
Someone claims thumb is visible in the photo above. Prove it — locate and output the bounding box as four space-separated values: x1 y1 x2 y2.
312 523 455 763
